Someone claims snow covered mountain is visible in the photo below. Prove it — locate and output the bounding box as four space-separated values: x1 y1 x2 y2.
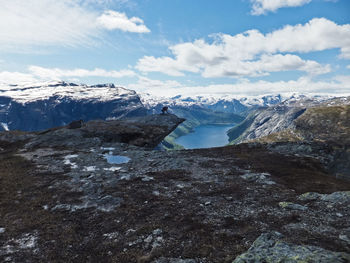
0 80 344 134
0 81 147 131
141 93 318 115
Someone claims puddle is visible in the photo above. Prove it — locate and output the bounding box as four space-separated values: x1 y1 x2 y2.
104 154 131 164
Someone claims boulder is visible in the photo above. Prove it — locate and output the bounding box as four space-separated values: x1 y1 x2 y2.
233 232 350 263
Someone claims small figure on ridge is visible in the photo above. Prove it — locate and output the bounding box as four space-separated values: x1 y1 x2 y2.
68 119 83 129
161 106 169 114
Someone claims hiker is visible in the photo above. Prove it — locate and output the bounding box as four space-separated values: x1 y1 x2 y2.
161 106 169 114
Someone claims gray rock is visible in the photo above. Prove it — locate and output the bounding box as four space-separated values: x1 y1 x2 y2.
240 172 276 185
22 114 184 150
298 191 350 204
279 202 308 211
339 234 350 245
233 232 350 263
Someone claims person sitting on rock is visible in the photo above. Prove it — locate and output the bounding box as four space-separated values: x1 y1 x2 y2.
161 106 169 114
68 119 83 129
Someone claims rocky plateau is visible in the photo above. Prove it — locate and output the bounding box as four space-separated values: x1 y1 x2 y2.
0 111 350 262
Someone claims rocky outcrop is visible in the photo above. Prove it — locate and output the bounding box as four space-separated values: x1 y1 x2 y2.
1 126 350 262
0 81 147 131
5 114 184 149
233 232 350 263
1 104 350 262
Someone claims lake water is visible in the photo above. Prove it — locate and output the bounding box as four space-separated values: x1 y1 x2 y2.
174 124 234 149
104 154 131 164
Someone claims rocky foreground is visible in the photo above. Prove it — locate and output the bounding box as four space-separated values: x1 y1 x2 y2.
0 114 350 262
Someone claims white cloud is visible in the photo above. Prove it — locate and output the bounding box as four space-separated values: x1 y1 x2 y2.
136 18 349 78
251 0 312 15
28 66 136 79
0 71 37 84
0 0 98 50
201 54 330 78
128 76 350 98
127 76 182 93
97 10 150 33
136 56 198 77
0 66 136 85
0 0 150 51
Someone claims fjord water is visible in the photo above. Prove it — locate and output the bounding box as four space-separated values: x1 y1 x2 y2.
175 124 234 149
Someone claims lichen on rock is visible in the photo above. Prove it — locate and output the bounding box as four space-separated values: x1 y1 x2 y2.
298 191 350 204
233 232 350 263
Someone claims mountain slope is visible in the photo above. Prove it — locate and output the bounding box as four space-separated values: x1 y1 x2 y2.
227 106 306 144
0 81 147 131
228 96 350 144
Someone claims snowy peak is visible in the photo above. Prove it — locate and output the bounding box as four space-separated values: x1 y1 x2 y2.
141 92 346 110
0 81 137 103
0 81 146 131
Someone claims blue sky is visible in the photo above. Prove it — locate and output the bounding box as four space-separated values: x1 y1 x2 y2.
0 0 349 97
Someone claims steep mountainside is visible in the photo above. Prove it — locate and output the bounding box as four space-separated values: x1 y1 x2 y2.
0 81 147 131
228 97 350 180
227 106 306 144
228 96 350 144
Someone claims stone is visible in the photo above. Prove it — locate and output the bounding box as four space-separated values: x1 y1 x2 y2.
298 191 350 204
240 172 276 185
233 232 350 263
67 120 83 129
279 202 308 211
339 234 350 245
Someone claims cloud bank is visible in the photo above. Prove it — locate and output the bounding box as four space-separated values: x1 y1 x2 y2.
128 76 350 97
136 18 350 78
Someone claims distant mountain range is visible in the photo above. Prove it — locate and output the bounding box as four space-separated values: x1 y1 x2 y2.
141 93 286 115
0 81 347 140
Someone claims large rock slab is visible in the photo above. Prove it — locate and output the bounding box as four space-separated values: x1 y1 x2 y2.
233 232 350 263
16 114 185 149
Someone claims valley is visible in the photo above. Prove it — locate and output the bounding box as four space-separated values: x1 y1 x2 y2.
174 123 234 149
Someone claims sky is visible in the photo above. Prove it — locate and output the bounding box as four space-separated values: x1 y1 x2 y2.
0 0 350 97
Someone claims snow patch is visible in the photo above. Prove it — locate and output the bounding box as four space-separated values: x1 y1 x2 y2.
83 166 97 172
103 167 121 172
1 122 9 131
64 154 79 169
0 81 136 103
65 154 78 159
101 147 115 151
